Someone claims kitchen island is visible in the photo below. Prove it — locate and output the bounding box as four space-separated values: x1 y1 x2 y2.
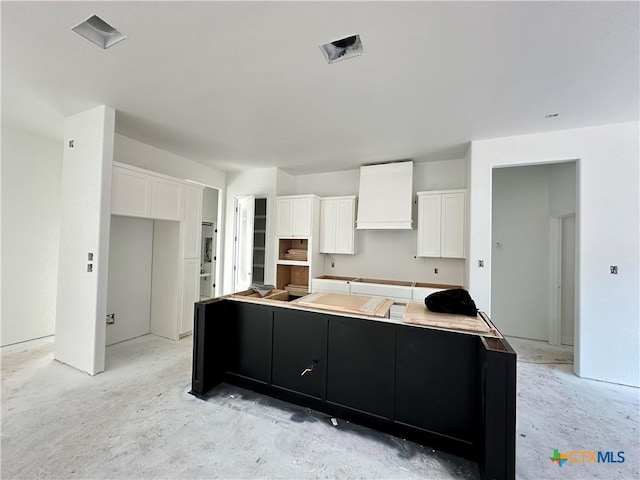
190 293 515 480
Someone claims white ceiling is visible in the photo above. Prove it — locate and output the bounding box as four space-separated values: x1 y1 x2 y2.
2 1 638 174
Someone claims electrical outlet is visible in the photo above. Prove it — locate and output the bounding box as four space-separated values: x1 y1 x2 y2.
87 264 93 272
106 313 115 325
88 252 94 261
478 260 484 268
610 265 618 275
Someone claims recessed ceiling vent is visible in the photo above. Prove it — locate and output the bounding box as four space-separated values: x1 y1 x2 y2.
72 15 127 49
320 34 364 63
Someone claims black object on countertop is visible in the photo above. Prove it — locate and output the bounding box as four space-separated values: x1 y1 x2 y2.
425 288 478 317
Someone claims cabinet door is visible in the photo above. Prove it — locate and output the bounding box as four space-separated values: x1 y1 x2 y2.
151 179 184 221
111 167 152 218
180 258 200 335
417 194 442 257
292 197 312 237
319 198 337 253
182 186 203 258
226 302 272 383
327 317 395 419
272 310 327 400
440 192 465 258
335 198 355 254
395 327 476 441
276 198 293 237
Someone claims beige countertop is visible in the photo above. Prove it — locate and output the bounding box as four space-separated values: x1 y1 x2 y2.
203 290 500 339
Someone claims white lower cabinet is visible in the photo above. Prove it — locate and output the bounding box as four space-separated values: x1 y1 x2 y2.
349 281 413 304
311 278 352 294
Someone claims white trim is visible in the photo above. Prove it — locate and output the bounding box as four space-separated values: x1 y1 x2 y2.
548 217 562 346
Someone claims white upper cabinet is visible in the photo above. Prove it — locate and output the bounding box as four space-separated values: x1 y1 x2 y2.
320 196 356 254
417 190 466 258
111 163 185 221
111 167 152 218
151 178 184 221
182 186 203 258
276 195 314 237
440 192 466 258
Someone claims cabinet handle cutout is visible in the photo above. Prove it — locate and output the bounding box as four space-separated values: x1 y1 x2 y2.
300 360 318 376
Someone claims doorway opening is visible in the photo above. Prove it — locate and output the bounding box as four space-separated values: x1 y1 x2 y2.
200 186 220 299
233 195 268 293
491 161 577 352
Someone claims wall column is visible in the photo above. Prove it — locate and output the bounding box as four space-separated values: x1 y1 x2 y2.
54 105 115 375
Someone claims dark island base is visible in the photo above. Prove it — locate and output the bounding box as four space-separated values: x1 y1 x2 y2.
190 298 516 480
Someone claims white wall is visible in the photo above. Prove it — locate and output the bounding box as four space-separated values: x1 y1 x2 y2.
491 165 552 341
55 106 115 375
468 122 639 387
1 125 62 346
106 216 153 346
293 159 467 285
114 134 226 191
223 168 279 294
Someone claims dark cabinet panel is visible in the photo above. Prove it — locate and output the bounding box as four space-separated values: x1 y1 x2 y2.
191 300 227 395
272 310 328 399
226 302 272 383
395 327 477 441
327 317 395 419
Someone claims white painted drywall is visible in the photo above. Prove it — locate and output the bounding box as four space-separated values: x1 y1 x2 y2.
114 134 226 190
292 159 467 285
106 216 153 346
491 165 552 341
276 169 295 196
54 105 115 375
1 125 62 346
468 122 639 387
223 168 279 294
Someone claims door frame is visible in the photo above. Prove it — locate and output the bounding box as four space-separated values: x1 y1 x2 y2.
548 212 577 346
232 195 255 293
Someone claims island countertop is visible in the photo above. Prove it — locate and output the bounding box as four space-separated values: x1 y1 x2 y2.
203 289 501 339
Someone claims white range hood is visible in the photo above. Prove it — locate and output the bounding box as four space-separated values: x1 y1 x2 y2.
356 161 413 230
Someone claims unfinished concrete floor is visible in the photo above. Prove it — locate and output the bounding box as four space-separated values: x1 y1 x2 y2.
2 334 638 479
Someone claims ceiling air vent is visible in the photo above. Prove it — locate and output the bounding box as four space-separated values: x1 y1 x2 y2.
72 15 127 49
320 34 364 63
